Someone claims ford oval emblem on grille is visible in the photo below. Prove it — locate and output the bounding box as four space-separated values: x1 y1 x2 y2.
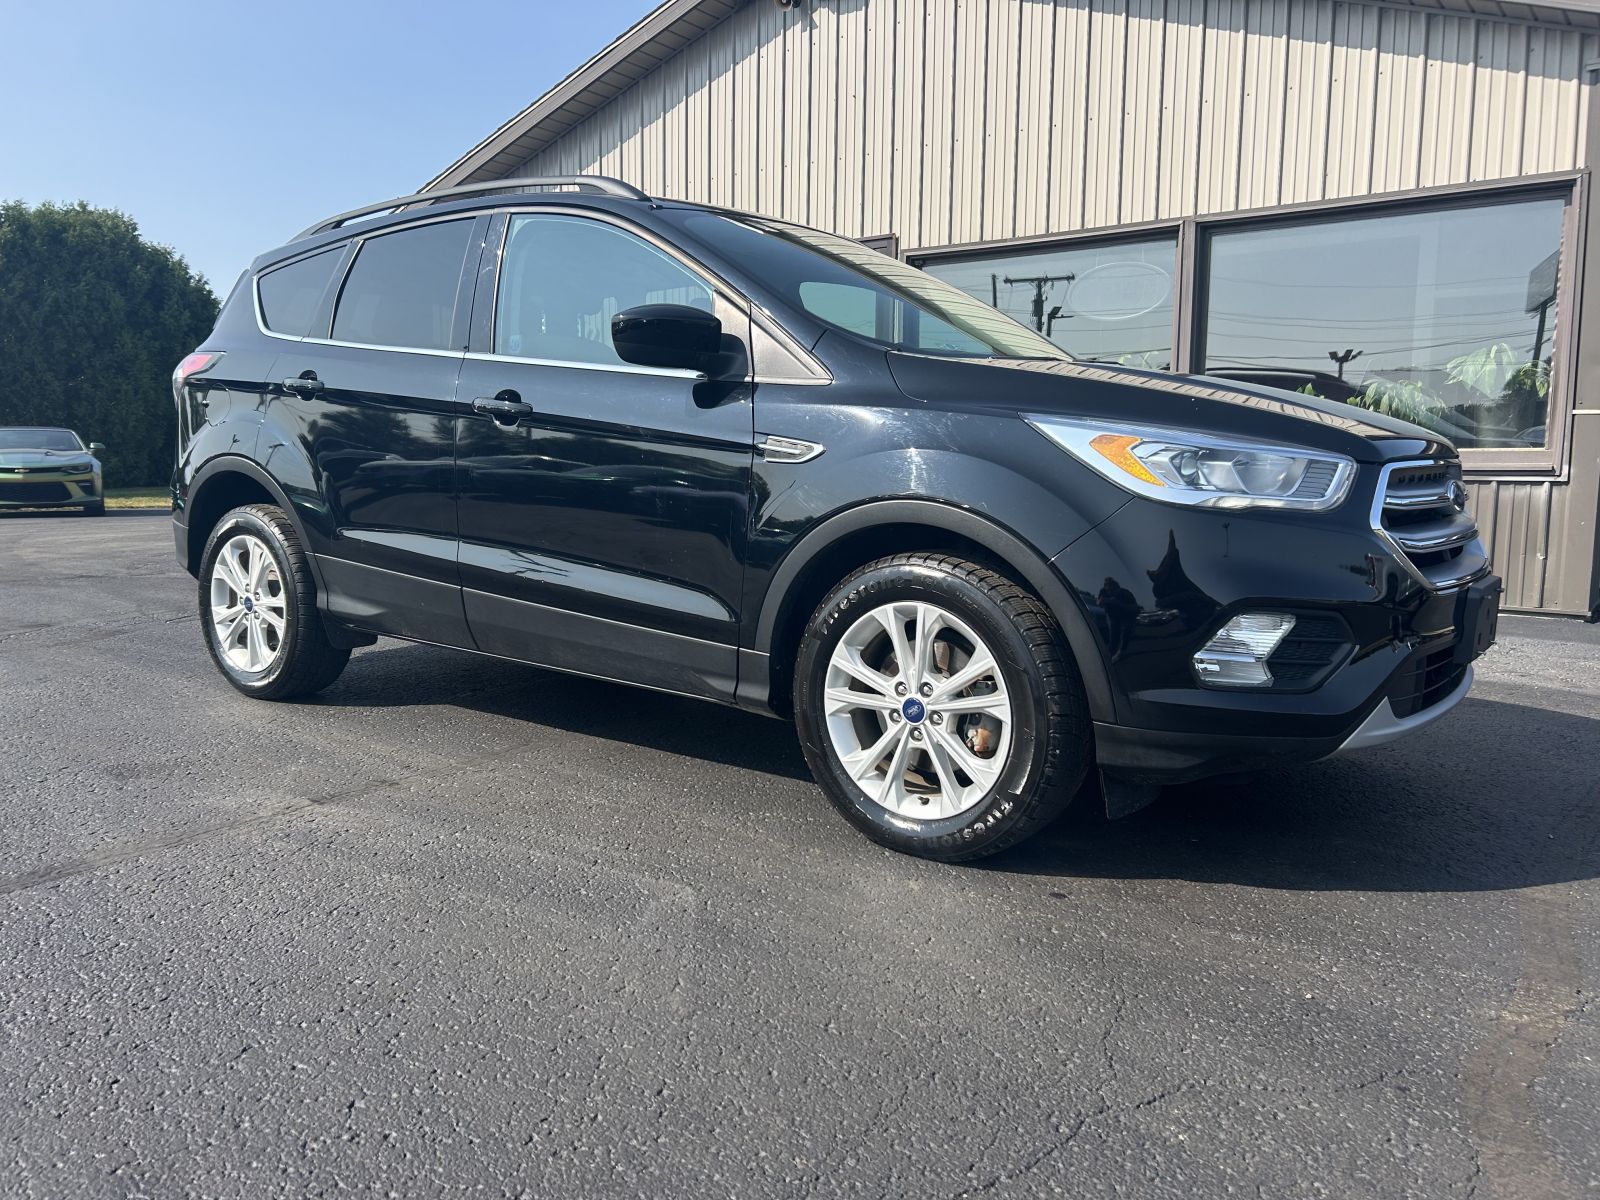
1448 480 1468 511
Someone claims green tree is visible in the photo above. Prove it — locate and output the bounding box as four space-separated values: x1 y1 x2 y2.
0 201 218 487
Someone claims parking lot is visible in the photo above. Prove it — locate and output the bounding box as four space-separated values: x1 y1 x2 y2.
1 509 1596 1199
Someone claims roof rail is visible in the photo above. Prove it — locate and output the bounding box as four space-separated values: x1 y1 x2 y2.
294 175 650 240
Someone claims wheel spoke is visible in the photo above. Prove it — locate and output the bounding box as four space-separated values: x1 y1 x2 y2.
923 734 969 816
929 724 1002 790
824 686 898 714
216 610 245 648
258 607 287 634
876 725 916 807
873 604 914 679
928 647 999 703
246 542 270 593
840 720 904 783
833 647 897 697
931 688 1010 718
910 603 945 687
214 548 246 595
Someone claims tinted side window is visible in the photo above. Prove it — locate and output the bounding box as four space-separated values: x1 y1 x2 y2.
495 214 713 365
332 220 474 351
257 248 342 337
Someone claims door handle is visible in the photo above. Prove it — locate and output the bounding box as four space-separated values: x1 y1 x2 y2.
282 371 323 397
472 391 533 425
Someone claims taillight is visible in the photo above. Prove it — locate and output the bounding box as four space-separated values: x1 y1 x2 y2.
173 351 221 389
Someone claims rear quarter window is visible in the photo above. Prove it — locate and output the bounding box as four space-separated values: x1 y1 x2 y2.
256 247 343 337
331 220 474 352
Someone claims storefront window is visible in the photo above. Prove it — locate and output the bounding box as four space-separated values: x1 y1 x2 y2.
918 236 1178 368
1202 195 1567 449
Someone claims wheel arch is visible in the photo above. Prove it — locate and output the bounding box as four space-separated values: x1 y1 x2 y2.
182 457 317 587
750 499 1114 723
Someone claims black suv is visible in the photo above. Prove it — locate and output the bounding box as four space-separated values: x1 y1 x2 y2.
172 176 1499 862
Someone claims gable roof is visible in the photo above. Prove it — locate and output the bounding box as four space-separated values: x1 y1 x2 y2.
424 0 1600 192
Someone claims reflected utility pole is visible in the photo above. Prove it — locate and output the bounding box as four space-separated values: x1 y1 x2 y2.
1328 347 1363 381
1003 272 1075 333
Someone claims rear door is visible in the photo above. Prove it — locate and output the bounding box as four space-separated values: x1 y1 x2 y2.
453 209 755 700
267 216 486 646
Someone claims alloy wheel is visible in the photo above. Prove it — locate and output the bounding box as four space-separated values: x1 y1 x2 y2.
823 600 1014 820
209 533 287 673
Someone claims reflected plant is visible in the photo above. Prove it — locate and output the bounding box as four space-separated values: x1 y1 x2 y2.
1348 378 1449 429
1446 342 1527 399
1116 350 1170 370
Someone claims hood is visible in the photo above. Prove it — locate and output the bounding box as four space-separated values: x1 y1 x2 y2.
885 354 1453 465
0 449 97 468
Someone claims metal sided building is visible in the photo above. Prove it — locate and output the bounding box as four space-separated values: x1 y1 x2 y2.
428 0 1600 618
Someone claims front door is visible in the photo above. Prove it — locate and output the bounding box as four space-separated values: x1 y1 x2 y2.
271 216 483 646
454 210 754 700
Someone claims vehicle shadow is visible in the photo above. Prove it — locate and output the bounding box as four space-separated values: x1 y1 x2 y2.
319 641 1598 892
315 638 815 782
997 697 1600 893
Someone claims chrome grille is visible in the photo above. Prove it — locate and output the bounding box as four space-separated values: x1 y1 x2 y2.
1373 461 1489 591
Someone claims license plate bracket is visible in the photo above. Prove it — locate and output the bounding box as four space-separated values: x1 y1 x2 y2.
1453 576 1501 665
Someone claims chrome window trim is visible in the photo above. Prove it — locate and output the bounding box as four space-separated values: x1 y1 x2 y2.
251 204 835 384
463 351 701 380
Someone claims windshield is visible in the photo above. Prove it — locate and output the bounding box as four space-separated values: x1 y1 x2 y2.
676 213 1070 360
0 428 83 452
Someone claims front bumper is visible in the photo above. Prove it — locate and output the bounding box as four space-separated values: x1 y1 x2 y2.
1334 665 1473 753
0 474 101 507
1053 487 1496 785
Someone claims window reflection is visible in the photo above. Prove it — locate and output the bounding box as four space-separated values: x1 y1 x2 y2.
1203 195 1565 450
497 214 713 365
919 237 1178 368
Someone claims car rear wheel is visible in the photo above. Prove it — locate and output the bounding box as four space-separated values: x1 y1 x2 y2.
199 503 350 699
794 553 1090 862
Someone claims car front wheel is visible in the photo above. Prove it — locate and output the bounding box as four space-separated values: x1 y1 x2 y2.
794 553 1090 862
199 503 350 699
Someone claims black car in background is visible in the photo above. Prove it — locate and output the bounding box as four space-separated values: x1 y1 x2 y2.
0 427 105 515
170 176 1499 862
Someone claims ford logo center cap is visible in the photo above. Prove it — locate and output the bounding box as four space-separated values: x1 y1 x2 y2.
901 697 926 723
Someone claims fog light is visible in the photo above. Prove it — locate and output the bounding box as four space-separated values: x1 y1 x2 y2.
1193 613 1297 687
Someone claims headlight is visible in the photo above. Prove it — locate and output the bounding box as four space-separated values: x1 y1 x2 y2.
64 461 96 474
1024 416 1355 511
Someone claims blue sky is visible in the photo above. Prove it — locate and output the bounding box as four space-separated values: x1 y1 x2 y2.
0 0 660 293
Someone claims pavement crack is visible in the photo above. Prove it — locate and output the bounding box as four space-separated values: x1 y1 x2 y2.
949 1108 1104 1199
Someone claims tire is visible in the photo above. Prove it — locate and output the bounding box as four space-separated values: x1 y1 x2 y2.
198 503 350 700
81 500 105 516
794 553 1090 863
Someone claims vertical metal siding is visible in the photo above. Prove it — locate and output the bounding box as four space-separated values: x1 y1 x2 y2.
518 0 1594 229
511 0 1596 613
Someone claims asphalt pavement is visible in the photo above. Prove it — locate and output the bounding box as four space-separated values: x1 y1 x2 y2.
2 509 1596 1199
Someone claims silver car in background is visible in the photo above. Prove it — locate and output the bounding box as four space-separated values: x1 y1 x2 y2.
0 428 105 516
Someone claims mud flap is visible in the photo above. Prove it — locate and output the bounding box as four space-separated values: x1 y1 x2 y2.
1101 771 1162 820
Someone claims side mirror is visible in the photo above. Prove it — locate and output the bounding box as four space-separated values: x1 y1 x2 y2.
612 304 722 374
89 442 106 454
